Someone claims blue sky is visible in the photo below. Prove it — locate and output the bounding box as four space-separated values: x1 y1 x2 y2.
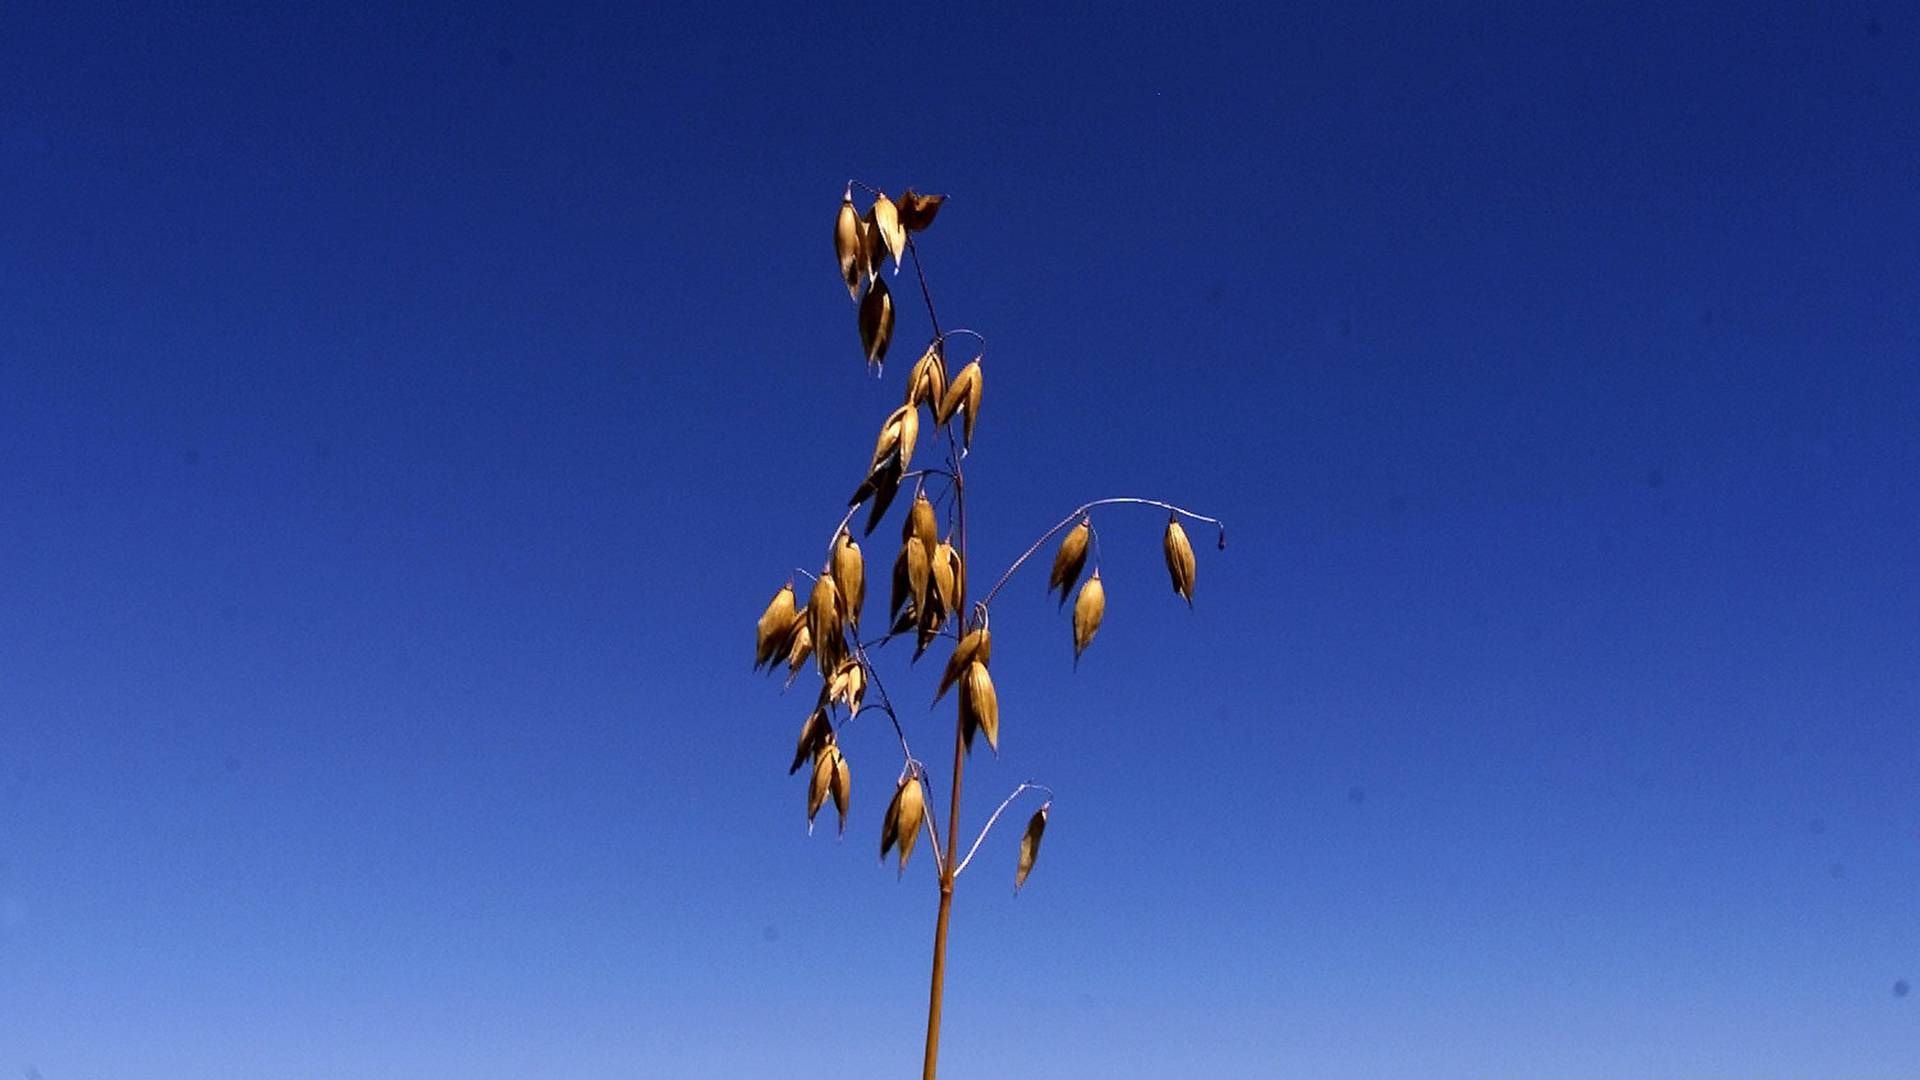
2 3 1916 1077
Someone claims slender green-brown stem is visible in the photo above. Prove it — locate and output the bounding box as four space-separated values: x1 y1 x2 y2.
907 234 971 1080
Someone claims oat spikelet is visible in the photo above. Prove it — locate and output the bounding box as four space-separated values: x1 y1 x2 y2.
826 656 866 716
1049 518 1091 608
831 529 865 630
1071 570 1105 667
828 746 852 834
936 359 983 449
934 627 991 705
871 193 906 272
807 572 843 676
1163 515 1196 607
849 404 918 532
834 189 862 300
789 706 832 775
858 275 895 371
896 189 946 232
754 581 799 671
905 342 948 411
807 738 837 831
960 659 1000 755
884 774 927 874
783 623 813 687
1015 805 1049 893
905 491 939 560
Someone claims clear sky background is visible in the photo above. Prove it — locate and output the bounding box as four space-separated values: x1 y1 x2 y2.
3 3 1916 1078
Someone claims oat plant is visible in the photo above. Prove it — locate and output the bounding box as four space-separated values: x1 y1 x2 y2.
752 182 1226 1079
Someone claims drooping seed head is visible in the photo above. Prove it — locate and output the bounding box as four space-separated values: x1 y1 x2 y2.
1049 518 1091 608
936 359 984 448
827 656 866 716
807 572 843 676
1071 570 1105 666
896 190 946 232
831 529 866 629
858 275 895 372
905 342 948 412
960 659 1000 755
893 774 926 874
1163 515 1196 607
834 189 862 300
806 738 837 831
934 627 992 704
789 706 833 775
1015 804 1049 893
870 193 906 272
828 747 852 835
754 581 799 671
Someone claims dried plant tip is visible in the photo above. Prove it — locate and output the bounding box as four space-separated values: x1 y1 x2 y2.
834 189 862 300
858 276 895 371
905 342 948 411
944 539 967 610
1163 515 1196 607
754 581 799 671
871 194 906 272
831 529 866 630
807 572 843 676
1049 518 1091 608
858 206 886 282
1015 804 1049 893
960 660 1000 755
896 189 946 232
789 706 833 775
1071 570 1105 666
935 360 984 448
934 627 991 704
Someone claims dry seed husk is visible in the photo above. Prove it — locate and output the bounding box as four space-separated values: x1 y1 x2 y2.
936 359 983 448
828 747 851 834
1049 518 1091 608
858 275 894 370
880 779 903 859
831 530 866 629
896 190 946 232
906 343 947 410
859 206 886 282
930 543 958 618
904 536 931 626
834 190 862 300
934 627 991 704
905 492 938 562
808 573 843 676
1071 570 1105 666
827 656 866 715
960 659 999 754
789 706 833 775
783 623 813 686
1015 805 1048 893
807 739 837 829
850 405 918 531
893 776 926 873
913 595 945 660
1163 515 1196 607
755 581 799 671
871 194 906 271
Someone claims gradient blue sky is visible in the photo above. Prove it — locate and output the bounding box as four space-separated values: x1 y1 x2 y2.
3 3 1917 1077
